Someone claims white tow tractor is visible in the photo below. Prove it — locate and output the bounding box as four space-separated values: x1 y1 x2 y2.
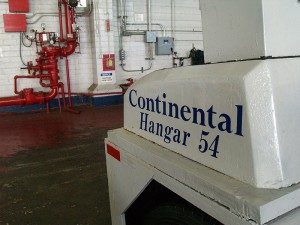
105 0 300 224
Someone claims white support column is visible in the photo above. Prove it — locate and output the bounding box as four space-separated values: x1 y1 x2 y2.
88 0 122 94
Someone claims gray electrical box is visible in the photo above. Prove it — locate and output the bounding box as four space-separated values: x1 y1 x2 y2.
145 31 157 43
155 37 174 55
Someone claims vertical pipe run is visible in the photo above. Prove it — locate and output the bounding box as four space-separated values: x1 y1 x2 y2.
119 0 153 72
65 1 72 37
57 87 62 112
70 7 76 37
117 0 122 18
0 0 79 112
123 0 127 30
118 0 124 50
147 0 153 60
65 57 72 107
147 0 152 31
58 0 64 41
46 102 50 113
171 0 175 37
59 83 79 114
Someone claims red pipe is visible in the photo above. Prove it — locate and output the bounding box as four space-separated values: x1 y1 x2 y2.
46 102 50 113
0 89 126 107
0 0 79 112
60 42 77 57
58 0 64 42
70 6 77 38
65 57 72 107
14 75 51 94
0 96 24 107
56 87 62 112
41 39 77 57
10 46 60 107
41 46 61 56
58 83 80 114
0 88 58 107
64 0 72 38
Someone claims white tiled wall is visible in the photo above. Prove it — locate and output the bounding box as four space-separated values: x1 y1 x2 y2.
0 0 93 97
0 0 202 98
91 0 116 87
112 0 203 83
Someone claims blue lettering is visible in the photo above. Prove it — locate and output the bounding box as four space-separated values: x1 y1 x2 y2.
138 97 146 109
235 105 244 136
207 106 216 129
139 112 148 131
155 96 161 114
218 113 233 133
162 93 167 116
132 91 244 138
164 126 173 143
129 89 137 107
181 105 191 122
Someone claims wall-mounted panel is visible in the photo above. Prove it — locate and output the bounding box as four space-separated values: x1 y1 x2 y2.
8 0 29 12
3 14 27 32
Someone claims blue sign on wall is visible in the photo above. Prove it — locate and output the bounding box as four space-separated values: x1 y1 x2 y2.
100 72 113 77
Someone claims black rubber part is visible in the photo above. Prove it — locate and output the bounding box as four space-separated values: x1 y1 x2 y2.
142 202 223 225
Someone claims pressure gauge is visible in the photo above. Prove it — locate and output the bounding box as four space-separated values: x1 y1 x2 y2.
41 23 46 31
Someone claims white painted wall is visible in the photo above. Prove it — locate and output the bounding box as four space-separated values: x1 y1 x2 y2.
113 0 203 83
0 0 202 98
0 0 94 97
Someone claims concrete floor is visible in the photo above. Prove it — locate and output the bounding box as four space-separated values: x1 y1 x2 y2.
0 105 123 225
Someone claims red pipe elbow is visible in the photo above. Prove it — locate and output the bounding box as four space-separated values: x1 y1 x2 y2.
0 0 78 110
60 42 77 57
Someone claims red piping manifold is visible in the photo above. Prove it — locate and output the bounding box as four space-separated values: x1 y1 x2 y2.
0 0 78 112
